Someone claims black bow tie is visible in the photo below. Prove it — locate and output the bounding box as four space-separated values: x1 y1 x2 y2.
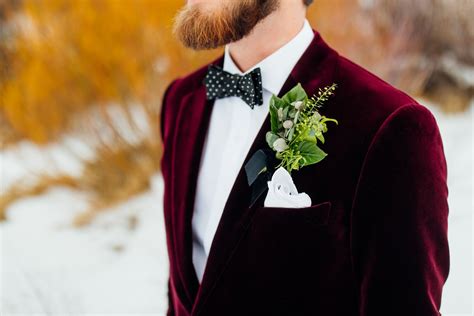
203 65 263 109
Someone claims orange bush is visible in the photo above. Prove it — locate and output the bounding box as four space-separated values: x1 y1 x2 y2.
1 0 219 143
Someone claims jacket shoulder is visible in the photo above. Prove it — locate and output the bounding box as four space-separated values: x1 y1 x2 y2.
166 55 222 101
335 54 419 115
331 53 437 141
160 55 222 142
329 53 443 169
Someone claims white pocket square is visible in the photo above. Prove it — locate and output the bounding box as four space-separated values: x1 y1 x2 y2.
264 166 312 208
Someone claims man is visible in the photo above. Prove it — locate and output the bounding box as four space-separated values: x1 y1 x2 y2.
160 0 450 315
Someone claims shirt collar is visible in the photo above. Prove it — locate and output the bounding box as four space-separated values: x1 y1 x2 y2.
223 19 314 96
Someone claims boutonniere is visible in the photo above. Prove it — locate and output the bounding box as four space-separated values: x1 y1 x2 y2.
266 83 338 173
244 83 338 208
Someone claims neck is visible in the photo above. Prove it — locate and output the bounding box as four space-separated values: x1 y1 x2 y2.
227 3 307 73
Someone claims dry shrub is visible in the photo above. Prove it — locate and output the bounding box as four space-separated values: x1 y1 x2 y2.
1 0 219 144
72 140 161 227
0 0 219 225
2 0 165 142
0 112 22 147
308 0 473 112
0 175 78 220
0 102 162 225
57 101 163 226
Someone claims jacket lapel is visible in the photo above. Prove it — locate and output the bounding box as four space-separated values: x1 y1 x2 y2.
190 30 340 315
171 56 224 311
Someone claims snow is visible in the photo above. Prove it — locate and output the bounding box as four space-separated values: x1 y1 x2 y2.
1 176 169 314
0 101 472 315
425 100 473 316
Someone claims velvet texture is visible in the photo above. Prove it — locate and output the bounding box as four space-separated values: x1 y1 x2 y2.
159 29 449 316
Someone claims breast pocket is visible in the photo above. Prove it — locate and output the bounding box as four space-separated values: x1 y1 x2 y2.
244 199 348 260
256 201 332 226
244 200 336 258
237 200 348 296
252 200 333 228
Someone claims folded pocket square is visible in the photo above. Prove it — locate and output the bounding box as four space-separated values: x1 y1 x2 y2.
264 166 312 208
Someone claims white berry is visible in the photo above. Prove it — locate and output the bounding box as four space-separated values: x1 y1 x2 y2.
273 138 289 152
283 120 293 129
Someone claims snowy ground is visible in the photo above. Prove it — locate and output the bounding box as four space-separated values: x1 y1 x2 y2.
1 175 169 315
0 101 472 315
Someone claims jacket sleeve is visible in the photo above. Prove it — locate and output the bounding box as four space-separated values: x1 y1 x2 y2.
166 278 175 316
160 79 178 316
351 103 450 316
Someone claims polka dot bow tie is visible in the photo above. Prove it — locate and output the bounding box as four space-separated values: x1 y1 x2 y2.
203 65 263 109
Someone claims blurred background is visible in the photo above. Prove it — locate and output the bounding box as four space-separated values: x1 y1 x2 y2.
0 0 472 314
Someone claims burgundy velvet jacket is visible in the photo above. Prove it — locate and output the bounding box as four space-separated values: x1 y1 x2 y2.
159 29 449 316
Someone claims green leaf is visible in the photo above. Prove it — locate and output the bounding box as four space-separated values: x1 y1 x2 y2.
266 131 279 149
321 117 339 125
303 133 316 143
316 132 325 144
288 126 295 141
288 107 297 118
270 95 286 108
298 141 327 166
269 95 286 133
269 100 279 134
282 106 289 120
282 83 308 103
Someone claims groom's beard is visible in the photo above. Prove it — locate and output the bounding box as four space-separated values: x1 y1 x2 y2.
173 0 279 50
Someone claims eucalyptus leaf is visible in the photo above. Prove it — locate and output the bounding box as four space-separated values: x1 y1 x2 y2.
266 131 280 149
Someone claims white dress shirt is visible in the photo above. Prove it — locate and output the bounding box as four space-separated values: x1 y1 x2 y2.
191 19 315 284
